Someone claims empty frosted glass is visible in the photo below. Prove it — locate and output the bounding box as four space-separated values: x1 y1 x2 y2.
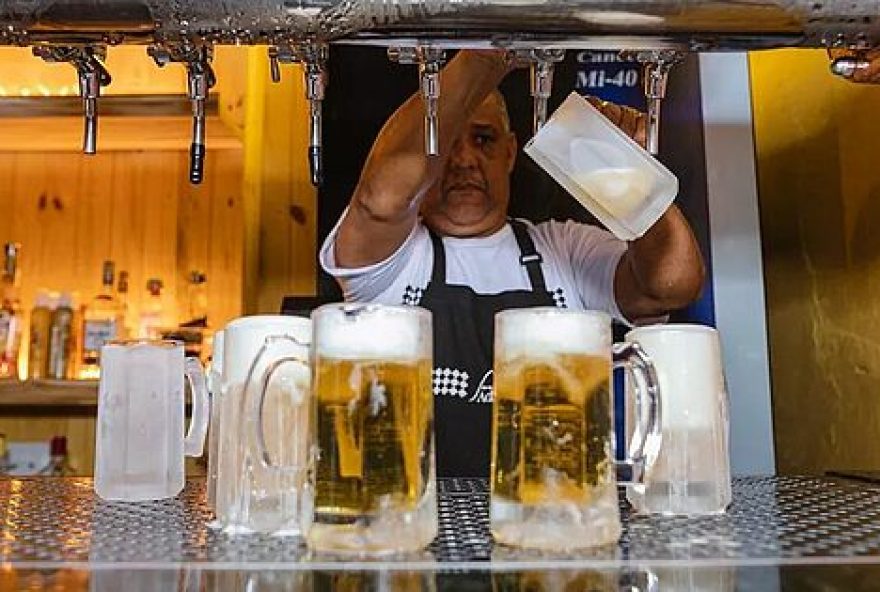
525 92 678 240
94 340 209 502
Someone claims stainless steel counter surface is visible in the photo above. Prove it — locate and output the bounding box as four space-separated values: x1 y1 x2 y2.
2 476 880 590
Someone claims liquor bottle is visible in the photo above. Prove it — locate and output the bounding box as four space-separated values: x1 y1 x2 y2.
138 278 165 340
80 261 122 379
116 270 130 339
0 243 22 380
28 291 55 380
38 436 76 476
182 271 208 328
48 293 75 380
175 271 207 359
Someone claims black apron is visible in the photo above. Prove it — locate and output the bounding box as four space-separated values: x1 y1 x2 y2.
418 219 557 478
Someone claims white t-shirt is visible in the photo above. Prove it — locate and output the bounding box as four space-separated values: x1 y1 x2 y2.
319 216 630 324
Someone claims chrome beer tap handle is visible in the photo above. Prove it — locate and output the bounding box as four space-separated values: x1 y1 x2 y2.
267 42 328 186
302 43 329 187
526 48 565 135
388 46 446 157
187 53 215 185
620 50 684 155
148 43 216 185
268 46 282 83
33 45 111 155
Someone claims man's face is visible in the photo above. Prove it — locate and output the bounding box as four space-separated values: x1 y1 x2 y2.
421 94 518 237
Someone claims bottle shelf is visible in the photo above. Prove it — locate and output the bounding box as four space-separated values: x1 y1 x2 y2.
0 379 98 407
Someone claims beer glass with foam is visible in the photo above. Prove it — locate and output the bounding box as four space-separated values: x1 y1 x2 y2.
307 303 435 555
491 308 661 550
625 324 731 515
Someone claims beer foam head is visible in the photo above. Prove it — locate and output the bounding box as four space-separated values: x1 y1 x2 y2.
496 308 610 359
314 304 430 360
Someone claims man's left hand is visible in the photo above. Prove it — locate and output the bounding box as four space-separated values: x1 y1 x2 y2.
585 96 648 149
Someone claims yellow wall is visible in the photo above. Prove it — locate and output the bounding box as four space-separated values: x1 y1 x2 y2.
751 49 880 474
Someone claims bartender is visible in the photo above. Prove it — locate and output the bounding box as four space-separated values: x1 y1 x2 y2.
319 49 705 478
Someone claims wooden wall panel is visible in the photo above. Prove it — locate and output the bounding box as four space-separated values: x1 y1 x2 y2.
207 150 245 326
0 147 245 378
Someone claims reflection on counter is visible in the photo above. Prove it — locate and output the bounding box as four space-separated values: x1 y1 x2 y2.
0 566 799 592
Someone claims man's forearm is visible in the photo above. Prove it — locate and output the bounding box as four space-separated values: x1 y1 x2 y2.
616 205 706 318
354 50 513 219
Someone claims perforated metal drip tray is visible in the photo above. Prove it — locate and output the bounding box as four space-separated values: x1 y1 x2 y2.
2 476 880 568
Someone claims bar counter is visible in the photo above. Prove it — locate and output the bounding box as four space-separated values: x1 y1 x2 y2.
2 476 880 590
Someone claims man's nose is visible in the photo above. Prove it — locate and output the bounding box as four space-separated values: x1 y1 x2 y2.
449 137 480 169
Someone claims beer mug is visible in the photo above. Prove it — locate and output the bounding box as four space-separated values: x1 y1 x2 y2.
307 303 436 555
94 340 210 501
490 308 661 551
205 329 224 512
214 315 312 535
625 324 732 515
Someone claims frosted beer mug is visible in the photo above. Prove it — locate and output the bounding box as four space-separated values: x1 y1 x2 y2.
205 329 224 511
625 324 732 515
524 92 678 240
308 303 436 555
94 340 209 501
214 315 311 535
491 308 661 550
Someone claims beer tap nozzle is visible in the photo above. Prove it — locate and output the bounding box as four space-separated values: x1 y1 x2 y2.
420 59 441 157
186 51 216 185
33 46 110 155
527 49 565 135
388 46 446 158
78 60 107 155
268 46 282 83
621 50 683 155
305 59 326 187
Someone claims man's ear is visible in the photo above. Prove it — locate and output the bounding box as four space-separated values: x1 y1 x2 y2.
506 132 518 174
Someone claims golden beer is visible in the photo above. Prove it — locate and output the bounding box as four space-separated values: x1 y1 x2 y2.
307 303 436 555
492 353 612 504
490 307 647 551
314 357 434 516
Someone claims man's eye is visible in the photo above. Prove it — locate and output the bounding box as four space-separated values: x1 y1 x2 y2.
475 133 494 146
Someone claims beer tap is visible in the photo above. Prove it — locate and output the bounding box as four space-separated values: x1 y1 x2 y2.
387 46 446 157
148 43 216 185
33 46 111 155
268 42 329 186
620 50 684 155
517 48 566 135
186 50 215 185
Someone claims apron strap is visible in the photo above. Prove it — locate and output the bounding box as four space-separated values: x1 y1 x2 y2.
427 227 447 285
509 218 548 292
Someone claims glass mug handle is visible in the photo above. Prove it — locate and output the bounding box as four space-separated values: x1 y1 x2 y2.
183 357 211 457
613 341 662 490
244 335 310 473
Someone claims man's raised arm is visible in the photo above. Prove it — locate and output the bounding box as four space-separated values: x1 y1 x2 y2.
334 50 513 269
